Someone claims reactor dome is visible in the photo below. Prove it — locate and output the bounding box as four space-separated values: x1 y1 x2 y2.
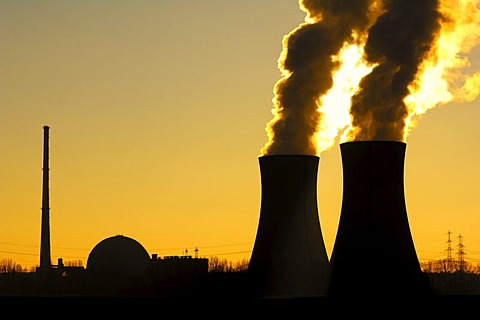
86 234 151 280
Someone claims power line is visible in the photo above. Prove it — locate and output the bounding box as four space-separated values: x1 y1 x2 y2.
0 250 38 256
150 242 252 252
0 241 38 248
0 240 255 262
0 241 89 252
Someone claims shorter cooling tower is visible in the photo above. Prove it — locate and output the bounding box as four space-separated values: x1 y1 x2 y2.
328 141 432 296
248 155 330 298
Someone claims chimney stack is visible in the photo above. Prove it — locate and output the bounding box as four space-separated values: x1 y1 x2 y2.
248 155 330 298
39 125 52 271
328 141 432 296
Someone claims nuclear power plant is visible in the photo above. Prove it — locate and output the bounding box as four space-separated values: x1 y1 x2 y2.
2 126 477 298
247 155 330 298
13 127 436 298
328 141 432 296
32 127 433 297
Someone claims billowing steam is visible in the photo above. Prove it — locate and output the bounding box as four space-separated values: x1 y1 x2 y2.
261 0 382 156
261 0 480 156
344 1 442 142
400 0 480 138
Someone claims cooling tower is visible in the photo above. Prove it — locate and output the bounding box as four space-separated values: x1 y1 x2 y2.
247 155 330 298
328 141 432 296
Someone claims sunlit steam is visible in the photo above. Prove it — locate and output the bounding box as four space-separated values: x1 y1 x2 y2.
404 0 480 137
343 0 444 142
262 0 479 155
317 42 374 153
261 0 380 156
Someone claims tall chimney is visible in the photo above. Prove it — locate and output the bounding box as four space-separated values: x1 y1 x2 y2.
328 141 432 296
247 155 330 298
39 125 52 271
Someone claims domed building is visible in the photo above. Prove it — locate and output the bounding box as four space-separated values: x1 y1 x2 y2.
86 235 151 294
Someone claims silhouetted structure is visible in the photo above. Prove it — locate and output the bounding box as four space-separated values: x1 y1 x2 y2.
147 254 209 296
86 235 151 295
248 155 330 298
328 141 432 296
37 125 52 278
28 129 212 296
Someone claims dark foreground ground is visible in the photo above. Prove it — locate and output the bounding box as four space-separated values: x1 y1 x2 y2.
1 271 480 315
2 294 479 317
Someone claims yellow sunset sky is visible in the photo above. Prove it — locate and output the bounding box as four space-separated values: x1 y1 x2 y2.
1 0 480 270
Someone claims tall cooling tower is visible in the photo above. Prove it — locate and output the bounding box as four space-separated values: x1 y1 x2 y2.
328 141 432 296
247 155 330 298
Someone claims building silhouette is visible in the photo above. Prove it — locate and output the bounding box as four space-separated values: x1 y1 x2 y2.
7 127 475 298
30 126 209 296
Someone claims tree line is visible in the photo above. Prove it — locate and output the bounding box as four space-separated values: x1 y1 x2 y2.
0 256 250 274
2 257 480 274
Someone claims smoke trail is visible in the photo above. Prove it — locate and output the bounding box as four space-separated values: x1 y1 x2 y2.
344 0 443 142
261 0 380 156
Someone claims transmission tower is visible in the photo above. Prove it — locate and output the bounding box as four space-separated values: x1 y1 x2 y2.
445 230 454 272
457 234 467 273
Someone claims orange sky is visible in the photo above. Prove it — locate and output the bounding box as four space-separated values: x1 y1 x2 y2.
2 1 480 270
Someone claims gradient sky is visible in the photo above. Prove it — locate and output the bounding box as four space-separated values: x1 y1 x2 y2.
2 0 480 270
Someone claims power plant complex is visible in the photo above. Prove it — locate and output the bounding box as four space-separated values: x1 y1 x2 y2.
18 126 431 297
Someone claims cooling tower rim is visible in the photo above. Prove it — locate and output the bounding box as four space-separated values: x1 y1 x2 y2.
340 140 406 146
258 154 319 159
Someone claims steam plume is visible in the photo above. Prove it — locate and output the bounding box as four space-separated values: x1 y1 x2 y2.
262 0 480 155
261 0 380 156
401 0 480 136
344 0 442 141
